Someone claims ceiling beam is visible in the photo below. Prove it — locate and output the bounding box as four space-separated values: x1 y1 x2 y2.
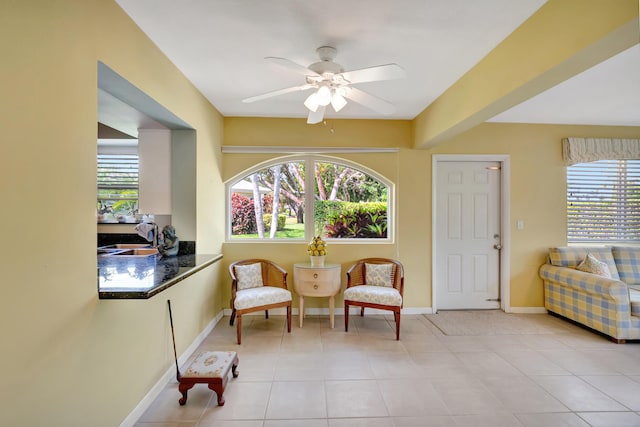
413 0 639 149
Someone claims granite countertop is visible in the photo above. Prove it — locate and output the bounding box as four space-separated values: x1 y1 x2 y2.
98 253 222 299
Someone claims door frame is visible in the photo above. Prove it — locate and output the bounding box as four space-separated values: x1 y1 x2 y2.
432 154 511 313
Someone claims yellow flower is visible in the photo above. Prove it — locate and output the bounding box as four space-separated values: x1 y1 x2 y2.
307 235 327 256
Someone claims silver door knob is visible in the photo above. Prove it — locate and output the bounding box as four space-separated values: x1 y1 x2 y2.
494 244 502 250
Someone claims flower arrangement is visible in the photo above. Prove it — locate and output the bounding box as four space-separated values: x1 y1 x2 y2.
307 235 327 256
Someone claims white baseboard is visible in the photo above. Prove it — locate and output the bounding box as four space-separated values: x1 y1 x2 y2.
119 310 224 427
401 307 434 314
508 307 548 314
222 307 434 316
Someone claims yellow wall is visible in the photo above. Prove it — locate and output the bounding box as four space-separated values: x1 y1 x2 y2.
222 118 640 311
2 1 639 426
0 1 225 426
429 123 639 306
222 118 430 311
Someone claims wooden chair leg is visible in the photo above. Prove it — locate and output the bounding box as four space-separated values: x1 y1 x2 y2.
236 314 242 345
344 302 350 332
394 310 401 340
229 309 236 326
360 306 365 316
286 304 291 332
265 310 269 319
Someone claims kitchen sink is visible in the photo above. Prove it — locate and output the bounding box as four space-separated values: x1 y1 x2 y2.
100 243 152 249
97 248 126 255
98 244 158 257
118 248 159 256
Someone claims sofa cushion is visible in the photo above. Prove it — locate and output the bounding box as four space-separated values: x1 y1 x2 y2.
548 247 620 280
630 290 640 317
577 253 612 278
612 246 640 286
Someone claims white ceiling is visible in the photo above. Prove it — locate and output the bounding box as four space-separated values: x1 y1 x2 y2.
113 0 640 127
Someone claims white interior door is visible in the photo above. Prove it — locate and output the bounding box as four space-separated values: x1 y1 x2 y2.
435 161 501 310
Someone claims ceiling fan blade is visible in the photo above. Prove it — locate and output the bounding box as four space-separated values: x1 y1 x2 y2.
343 87 396 115
307 105 326 124
341 63 405 84
266 57 320 77
242 84 314 103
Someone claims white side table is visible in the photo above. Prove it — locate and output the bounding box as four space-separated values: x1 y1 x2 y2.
293 263 341 328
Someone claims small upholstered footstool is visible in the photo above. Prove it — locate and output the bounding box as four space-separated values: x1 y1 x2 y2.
177 350 239 406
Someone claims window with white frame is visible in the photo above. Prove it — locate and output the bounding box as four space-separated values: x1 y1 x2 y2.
567 159 640 243
227 157 392 241
97 140 139 218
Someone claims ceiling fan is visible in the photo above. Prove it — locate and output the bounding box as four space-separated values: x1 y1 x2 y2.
242 46 406 124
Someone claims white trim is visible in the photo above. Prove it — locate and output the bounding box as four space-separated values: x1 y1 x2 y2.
119 310 224 427
222 146 399 154
222 307 434 316
509 307 548 314
345 307 433 315
431 154 511 314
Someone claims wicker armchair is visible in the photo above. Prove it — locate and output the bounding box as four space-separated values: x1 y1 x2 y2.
344 258 404 340
229 259 292 344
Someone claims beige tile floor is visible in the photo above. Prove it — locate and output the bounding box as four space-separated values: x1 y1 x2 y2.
135 313 640 427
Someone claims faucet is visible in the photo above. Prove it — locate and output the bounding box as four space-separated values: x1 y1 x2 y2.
134 221 159 247
151 222 159 247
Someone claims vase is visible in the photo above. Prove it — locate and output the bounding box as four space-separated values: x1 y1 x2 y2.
310 255 325 267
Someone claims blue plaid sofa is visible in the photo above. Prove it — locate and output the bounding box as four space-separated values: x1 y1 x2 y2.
539 246 640 343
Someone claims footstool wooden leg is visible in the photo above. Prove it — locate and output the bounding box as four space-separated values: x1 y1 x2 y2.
178 382 194 406
208 383 225 406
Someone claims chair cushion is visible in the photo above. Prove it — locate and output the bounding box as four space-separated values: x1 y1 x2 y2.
183 351 237 379
234 286 291 310
365 263 393 287
612 246 640 286
576 253 612 278
548 247 620 280
344 285 402 307
235 263 263 290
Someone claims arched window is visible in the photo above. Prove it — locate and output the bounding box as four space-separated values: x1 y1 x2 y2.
227 156 393 241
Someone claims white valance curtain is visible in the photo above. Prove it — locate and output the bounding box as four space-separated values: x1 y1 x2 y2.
562 137 640 166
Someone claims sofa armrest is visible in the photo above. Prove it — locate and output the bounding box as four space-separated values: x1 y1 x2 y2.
539 264 630 303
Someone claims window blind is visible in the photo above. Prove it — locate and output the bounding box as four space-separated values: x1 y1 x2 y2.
97 154 139 200
567 159 640 243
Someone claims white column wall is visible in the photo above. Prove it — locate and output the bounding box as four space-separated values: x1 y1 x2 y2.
138 128 171 215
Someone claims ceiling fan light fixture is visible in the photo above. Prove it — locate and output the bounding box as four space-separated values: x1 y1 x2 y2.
317 85 332 106
244 47 404 124
331 93 347 112
304 92 319 112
